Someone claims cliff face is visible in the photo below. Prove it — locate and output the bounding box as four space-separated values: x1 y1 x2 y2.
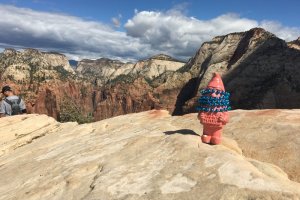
93 78 159 120
0 48 74 78
0 48 94 121
91 28 300 118
0 49 187 121
64 54 186 121
129 54 185 81
1 28 300 121
76 54 185 87
76 58 135 87
0 110 300 199
180 28 300 112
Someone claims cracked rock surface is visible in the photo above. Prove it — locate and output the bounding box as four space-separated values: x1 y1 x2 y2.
0 110 299 200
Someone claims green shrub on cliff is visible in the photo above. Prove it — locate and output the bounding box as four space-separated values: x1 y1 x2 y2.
109 74 136 85
55 66 70 80
58 97 93 124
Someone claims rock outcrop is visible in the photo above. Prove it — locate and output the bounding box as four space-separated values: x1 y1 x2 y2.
76 58 135 87
128 54 185 81
76 54 185 87
288 37 300 50
0 48 74 79
0 48 94 121
0 109 299 200
93 78 160 120
179 28 300 113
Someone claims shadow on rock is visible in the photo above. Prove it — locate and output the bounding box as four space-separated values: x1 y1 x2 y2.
164 129 200 136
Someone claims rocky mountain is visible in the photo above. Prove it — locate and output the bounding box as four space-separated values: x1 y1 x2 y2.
88 28 300 120
76 54 185 87
0 48 94 122
76 58 135 87
1 27 300 122
87 54 186 120
0 48 74 82
0 49 186 122
180 28 300 112
0 110 300 199
127 54 185 81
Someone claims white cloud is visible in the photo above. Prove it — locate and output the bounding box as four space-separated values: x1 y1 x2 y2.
259 20 300 41
0 5 152 61
0 4 299 61
125 11 300 60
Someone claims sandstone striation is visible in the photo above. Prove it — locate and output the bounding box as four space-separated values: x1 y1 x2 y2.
0 109 299 200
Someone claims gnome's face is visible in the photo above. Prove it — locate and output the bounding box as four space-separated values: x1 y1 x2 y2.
208 86 222 98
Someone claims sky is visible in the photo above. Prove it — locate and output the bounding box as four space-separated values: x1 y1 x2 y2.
0 0 300 61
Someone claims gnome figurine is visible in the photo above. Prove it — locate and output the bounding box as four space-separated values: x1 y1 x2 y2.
197 73 231 145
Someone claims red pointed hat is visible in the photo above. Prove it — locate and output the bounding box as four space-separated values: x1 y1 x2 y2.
207 73 225 91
